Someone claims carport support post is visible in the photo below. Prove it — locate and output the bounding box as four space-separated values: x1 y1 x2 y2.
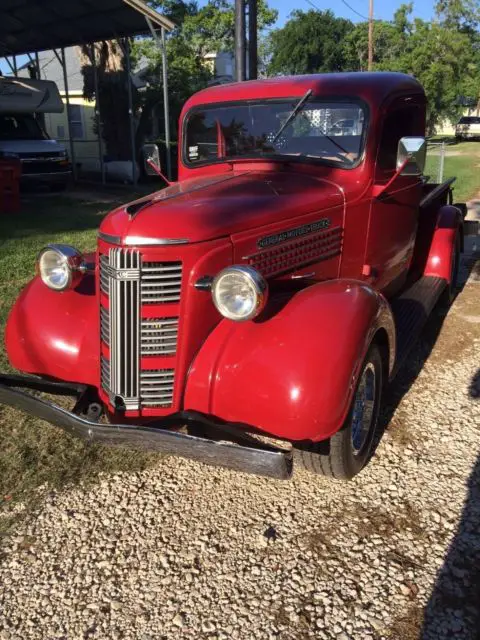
123 39 137 186
145 17 172 181
91 44 106 185
438 140 445 184
161 27 172 181
59 48 77 182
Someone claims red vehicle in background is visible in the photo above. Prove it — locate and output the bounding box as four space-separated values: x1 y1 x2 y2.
0 73 465 480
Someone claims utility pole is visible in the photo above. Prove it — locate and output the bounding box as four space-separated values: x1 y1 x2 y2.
235 0 246 81
368 0 373 71
248 0 257 80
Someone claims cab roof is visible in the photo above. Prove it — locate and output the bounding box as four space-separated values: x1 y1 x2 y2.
183 72 425 111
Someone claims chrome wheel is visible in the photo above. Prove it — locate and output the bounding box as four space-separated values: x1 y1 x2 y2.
351 362 376 455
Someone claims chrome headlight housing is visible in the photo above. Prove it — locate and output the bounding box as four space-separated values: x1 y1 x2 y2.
212 266 268 321
37 244 85 291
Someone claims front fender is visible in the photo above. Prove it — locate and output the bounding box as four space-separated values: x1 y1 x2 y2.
184 280 395 442
424 205 463 281
5 274 99 387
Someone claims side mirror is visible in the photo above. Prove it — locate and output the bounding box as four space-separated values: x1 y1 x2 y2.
397 137 426 176
143 143 161 177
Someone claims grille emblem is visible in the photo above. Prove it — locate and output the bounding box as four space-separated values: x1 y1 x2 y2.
102 262 140 280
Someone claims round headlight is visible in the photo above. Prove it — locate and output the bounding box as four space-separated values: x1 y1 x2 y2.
37 244 84 291
212 266 268 321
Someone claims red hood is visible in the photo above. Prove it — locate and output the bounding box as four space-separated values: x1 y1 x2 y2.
100 171 344 245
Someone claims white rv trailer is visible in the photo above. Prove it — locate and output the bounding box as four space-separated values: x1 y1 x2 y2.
0 77 71 190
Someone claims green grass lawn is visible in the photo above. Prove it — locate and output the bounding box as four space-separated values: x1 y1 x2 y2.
425 140 480 203
0 193 159 534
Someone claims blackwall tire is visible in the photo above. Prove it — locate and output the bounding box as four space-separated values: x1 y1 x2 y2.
294 343 384 480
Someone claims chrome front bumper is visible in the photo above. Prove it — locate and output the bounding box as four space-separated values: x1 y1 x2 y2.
0 374 292 480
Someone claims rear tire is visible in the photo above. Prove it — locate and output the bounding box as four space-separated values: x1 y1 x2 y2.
294 343 384 480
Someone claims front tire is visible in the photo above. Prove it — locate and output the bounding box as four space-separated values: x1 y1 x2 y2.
294 343 384 480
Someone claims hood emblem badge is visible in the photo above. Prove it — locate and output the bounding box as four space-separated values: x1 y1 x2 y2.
257 218 331 249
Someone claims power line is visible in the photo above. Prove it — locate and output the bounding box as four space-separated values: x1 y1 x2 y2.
305 0 376 22
340 0 369 20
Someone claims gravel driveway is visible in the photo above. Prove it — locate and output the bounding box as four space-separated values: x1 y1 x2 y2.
0 243 479 640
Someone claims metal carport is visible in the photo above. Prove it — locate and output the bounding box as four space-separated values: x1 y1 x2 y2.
0 0 175 183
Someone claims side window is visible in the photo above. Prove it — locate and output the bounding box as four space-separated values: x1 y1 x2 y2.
67 104 84 139
377 106 420 173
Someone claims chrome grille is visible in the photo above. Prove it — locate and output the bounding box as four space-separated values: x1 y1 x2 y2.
100 306 110 346
141 262 182 304
101 355 110 392
141 318 178 356
140 369 175 407
100 254 110 295
99 250 181 410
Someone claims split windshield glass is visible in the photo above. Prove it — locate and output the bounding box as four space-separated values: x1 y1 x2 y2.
185 99 366 168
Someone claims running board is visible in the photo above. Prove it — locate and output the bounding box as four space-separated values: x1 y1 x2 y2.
391 276 446 377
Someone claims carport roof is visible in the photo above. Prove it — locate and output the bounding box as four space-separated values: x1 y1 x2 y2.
0 0 175 58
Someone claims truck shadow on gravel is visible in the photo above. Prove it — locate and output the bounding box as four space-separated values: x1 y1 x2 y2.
376 264 480 639
420 451 480 639
372 250 478 455
372 302 449 454
470 369 480 399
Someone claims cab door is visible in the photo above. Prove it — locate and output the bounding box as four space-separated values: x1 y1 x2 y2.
364 100 425 296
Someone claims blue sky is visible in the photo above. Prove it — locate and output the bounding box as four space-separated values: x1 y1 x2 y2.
272 0 436 26
0 0 437 75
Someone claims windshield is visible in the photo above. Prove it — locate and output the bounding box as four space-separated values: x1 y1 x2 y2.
185 100 366 168
0 114 47 141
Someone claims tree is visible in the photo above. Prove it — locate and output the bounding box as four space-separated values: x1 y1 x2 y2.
267 10 354 76
435 0 480 30
81 41 133 160
131 0 277 143
343 4 412 71
81 0 277 170
342 2 480 133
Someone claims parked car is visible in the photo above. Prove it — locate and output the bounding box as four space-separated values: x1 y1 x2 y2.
455 115 480 141
0 78 71 190
0 73 465 481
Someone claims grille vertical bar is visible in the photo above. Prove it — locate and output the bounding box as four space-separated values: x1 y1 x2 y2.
108 248 141 409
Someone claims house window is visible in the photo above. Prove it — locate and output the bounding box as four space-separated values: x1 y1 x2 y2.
67 104 84 139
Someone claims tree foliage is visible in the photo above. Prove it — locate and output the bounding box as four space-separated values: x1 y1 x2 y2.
82 0 277 165
131 0 277 145
268 10 354 75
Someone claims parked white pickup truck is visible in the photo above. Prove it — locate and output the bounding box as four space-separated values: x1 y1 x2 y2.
455 115 480 141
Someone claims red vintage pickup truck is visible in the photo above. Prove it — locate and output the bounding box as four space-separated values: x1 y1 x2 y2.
0 73 464 480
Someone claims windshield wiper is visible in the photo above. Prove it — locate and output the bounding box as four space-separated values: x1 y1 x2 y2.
270 89 313 144
317 129 354 162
